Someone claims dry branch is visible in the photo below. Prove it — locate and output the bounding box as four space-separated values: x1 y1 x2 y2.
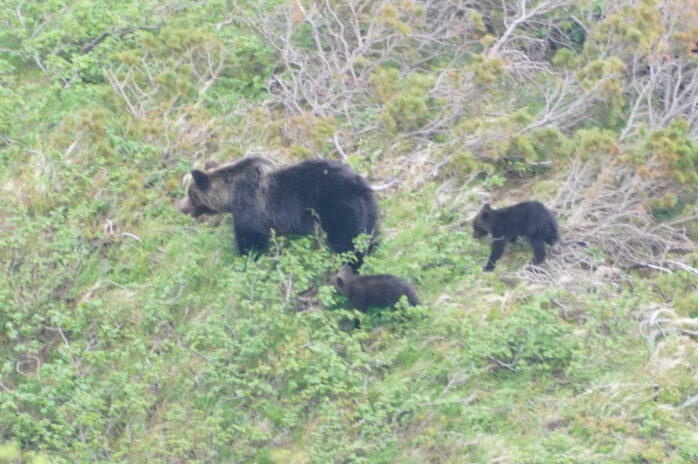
511 157 695 291
234 0 484 147
487 0 575 59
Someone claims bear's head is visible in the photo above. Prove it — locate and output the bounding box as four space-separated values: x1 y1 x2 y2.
179 161 230 217
333 264 357 297
179 158 273 217
472 203 493 238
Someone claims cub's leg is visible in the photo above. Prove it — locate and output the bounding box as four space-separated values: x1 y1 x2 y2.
485 237 507 271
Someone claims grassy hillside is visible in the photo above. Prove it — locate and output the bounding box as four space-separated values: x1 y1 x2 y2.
1 0 697 463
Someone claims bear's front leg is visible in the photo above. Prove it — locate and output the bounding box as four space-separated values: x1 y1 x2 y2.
485 237 507 271
234 223 270 255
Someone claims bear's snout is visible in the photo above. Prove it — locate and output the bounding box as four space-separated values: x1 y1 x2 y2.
473 227 487 238
179 198 193 215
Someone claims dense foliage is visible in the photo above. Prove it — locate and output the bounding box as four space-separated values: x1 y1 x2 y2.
1 0 697 462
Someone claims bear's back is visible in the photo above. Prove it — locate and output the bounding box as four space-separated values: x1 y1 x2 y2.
494 201 557 242
345 274 419 311
211 156 274 177
271 159 372 200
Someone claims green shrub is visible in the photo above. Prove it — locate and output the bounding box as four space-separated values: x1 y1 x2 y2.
483 292 580 374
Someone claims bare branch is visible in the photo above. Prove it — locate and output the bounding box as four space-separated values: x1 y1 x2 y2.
487 0 575 59
510 157 695 292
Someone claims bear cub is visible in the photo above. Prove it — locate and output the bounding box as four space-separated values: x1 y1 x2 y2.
179 157 378 267
473 201 558 271
333 265 419 313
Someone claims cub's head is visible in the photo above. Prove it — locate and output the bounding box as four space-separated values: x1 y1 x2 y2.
472 203 494 238
178 161 228 217
333 264 357 297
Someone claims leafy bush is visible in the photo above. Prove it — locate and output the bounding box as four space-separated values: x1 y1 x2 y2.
482 292 581 374
2 0 697 462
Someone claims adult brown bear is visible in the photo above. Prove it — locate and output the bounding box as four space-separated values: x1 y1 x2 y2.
179 157 378 267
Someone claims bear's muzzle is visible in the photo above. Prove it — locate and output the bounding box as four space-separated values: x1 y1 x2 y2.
179 197 193 215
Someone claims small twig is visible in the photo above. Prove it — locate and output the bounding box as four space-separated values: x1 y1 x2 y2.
333 133 348 161
370 179 401 191
681 393 698 409
667 260 698 276
626 263 673 273
45 326 70 346
414 393 477 408
106 280 129 290
488 355 517 371
121 232 142 242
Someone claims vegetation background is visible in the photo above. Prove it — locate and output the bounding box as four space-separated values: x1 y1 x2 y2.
1 0 697 462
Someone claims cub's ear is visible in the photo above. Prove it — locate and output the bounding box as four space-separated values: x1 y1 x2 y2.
480 203 492 217
191 170 211 191
204 161 219 170
335 276 346 290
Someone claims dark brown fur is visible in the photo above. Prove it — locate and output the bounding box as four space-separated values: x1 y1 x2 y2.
333 265 419 313
473 201 558 271
179 158 274 218
179 157 378 267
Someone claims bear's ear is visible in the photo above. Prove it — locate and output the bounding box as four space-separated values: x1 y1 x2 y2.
483 203 492 211
204 161 219 170
480 203 492 217
335 276 346 290
191 170 211 191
